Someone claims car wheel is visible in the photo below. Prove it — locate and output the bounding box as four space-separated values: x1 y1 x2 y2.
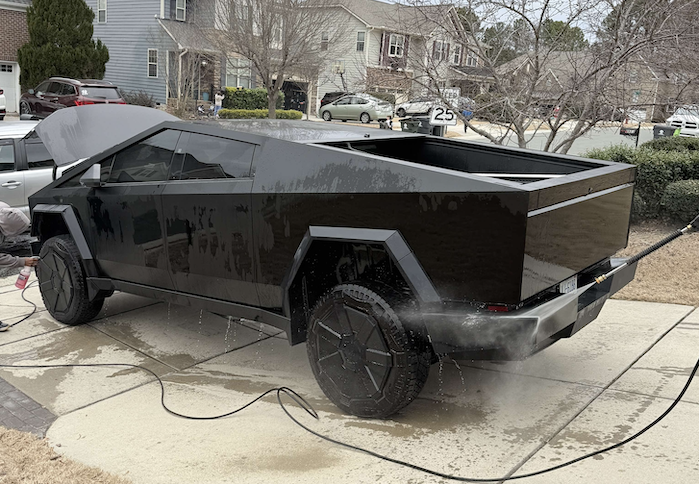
322 110 332 121
20 101 31 115
360 112 371 124
396 108 406 118
37 235 104 325
0 116 4 121
306 283 431 418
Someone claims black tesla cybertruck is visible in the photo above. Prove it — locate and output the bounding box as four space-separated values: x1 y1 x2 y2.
29 106 637 417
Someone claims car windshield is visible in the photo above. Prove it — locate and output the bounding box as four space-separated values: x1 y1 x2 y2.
79 86 121 99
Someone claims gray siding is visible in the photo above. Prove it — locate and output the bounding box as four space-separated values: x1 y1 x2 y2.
88 0 169 104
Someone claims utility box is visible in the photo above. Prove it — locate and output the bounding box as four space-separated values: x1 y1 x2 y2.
653 124 677 139
400 116 446 136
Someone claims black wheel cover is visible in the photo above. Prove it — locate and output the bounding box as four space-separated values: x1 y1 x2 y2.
307 283 431 418
38 251 74 313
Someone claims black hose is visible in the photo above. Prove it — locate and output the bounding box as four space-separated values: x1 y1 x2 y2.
625 229 684 266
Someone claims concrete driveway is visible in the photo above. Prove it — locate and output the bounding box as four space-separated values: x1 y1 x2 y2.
0 274 698 483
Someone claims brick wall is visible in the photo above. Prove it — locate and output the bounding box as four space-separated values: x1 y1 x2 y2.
0 9 29 63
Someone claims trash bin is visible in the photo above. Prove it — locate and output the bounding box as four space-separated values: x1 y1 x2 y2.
653 124 677 139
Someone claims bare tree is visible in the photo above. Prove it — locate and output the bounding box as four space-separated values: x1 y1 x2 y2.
195 0 341 118
395 0 699 153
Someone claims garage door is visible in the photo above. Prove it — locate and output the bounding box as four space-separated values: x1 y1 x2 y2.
0 63 17 113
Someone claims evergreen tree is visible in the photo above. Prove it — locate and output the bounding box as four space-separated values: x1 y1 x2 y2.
18 0 109 89
541 19 589 51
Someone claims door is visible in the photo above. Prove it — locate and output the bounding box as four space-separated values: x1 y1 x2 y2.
0 139 25 213
333 96 351 119
32 82 52 116
351 96 371 119
0 64 16 113
161 131 259 306
20 136 54 202
91 129 181 289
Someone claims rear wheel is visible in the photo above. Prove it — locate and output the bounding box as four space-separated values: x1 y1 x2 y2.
396 108 406 118
360 112 371 124
322 110 332 121
37 235 104 325
306 283 431 418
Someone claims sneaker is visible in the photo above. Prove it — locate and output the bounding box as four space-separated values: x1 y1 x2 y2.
0 322 9 332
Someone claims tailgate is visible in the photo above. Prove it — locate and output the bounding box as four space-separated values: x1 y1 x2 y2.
521 167 635 301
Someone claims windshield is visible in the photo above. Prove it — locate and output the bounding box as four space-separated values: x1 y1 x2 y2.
674 107 699 116
79 86 122 100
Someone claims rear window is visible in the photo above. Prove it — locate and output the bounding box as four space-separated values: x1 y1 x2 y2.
79 87 121 100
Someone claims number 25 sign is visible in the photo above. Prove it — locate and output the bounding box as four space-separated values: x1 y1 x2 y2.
429 106 458 126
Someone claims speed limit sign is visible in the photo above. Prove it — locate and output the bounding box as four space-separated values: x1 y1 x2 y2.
430 106 458 126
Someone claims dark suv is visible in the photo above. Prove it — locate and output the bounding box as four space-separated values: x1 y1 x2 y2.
29 107 638 418
20 77 125 118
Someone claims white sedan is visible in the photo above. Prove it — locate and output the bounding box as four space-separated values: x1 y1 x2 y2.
395 97 437 117
0 88 6 121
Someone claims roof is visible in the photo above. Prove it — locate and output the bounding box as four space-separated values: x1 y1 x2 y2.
0 121 38 139
335 0 456 36
451 65 494 79
197 119 419 142
0 0 32 5
158 18 218 53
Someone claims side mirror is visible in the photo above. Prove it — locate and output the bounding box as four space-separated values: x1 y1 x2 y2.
80 164 102 188
28 89 35 95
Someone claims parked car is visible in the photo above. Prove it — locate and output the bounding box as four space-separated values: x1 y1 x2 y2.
0 88 6 121
30 106 638 418
319 91 354 108
319 94 393 123
665 105 699 137
395 97 437 118
19 77 126 118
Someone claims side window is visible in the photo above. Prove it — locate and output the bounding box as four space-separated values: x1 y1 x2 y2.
175 133 255 180
25 140 54 169
107 129 180 183
353 97 369 104
60 84 76 96
0 141 15 172
35 82 50 94
47 82 62 94
336 97 351 105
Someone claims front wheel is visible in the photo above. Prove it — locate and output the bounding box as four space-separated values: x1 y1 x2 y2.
360 112 371 124
20 101 31 115
37 235 104 325
396 108 406 118
306 283 431 418
322 110 332 121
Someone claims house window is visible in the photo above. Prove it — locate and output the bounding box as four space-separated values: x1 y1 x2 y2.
226 58 252 88
466 51 477 67
148 49 158 78
98 0 106 23
0 64 12 72
452 44 462 64
632 90 641 103
629 70 638 83
433 40 445 61
546 78 552 88
321 32 329 51
176 0 186 21
389 34 404 57
356 31 365 52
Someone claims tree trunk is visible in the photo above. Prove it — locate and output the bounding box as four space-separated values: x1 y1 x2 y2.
268 87 278 119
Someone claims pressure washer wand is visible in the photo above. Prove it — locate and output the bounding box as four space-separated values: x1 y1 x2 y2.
595 213 699 284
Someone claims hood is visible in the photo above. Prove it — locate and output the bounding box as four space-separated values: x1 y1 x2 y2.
0 201 30 237
34 104 179 166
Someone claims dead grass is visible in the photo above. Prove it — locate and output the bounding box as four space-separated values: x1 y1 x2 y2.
612 221 699 306
0 426 130 484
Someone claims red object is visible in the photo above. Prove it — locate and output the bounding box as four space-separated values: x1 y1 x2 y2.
487 305 509 312
15 267 30 289
0 89 4 95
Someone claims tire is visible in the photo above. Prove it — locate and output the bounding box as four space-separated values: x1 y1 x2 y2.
0 116 4 121
396 108 406 118
360 112 371 124
20 101 31 115
322 110 332 121
306 283 431 418
37 235 104 326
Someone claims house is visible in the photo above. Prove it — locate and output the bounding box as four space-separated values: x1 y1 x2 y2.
87 0 227 106
316 0 489 110
0 0 31 114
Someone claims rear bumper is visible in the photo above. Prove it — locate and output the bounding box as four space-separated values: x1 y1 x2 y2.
421 258 637 360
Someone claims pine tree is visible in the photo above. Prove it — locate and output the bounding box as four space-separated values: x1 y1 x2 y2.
17 0 109 89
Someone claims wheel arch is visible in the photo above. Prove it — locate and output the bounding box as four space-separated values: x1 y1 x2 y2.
282 226 440 345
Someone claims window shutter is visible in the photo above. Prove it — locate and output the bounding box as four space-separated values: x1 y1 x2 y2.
401 36 410 68
446 43 450 61
381 32 389 66
432 41 436 60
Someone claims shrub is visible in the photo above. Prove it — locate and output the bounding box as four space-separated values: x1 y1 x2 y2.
222 87 284 110
583 145 636 164
218 109 302 119
660 179 699 222
641 137 699 152
365 92 396 104
121 90 157 107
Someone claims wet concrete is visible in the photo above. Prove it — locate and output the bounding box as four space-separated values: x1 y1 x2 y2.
0 275 697 483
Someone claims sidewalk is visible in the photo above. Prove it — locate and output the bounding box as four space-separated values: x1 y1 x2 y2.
1 275 698 483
